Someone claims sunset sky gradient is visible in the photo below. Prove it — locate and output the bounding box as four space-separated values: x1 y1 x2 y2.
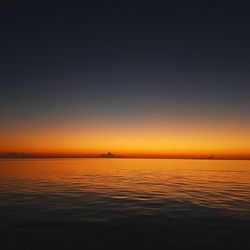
0 1 250 158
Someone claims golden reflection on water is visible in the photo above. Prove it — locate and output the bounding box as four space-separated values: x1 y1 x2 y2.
0 159 249 218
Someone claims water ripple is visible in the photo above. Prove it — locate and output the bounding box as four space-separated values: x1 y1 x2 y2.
0 159 249 227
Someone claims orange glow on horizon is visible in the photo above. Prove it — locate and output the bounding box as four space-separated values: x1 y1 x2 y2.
0 117 250 158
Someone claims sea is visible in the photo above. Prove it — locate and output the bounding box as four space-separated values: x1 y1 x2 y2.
0 158 249 249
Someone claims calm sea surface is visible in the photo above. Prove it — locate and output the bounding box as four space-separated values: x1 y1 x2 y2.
0 159 249 249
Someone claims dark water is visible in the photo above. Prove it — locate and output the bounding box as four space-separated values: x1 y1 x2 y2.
0 159 249 249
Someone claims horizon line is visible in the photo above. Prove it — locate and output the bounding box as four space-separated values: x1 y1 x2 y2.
0 154 250 161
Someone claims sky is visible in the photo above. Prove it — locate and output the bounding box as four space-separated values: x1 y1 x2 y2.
0 0 250 157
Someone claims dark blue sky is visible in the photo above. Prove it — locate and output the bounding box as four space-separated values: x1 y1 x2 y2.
1 0 250 132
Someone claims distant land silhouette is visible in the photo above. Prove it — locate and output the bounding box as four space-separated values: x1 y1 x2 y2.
98 152 122 158
0 153 26 158
208 155 215 160
99 152 115 158
0 152 249 160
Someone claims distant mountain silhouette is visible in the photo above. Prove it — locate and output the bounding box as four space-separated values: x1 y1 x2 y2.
99 152 116 158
